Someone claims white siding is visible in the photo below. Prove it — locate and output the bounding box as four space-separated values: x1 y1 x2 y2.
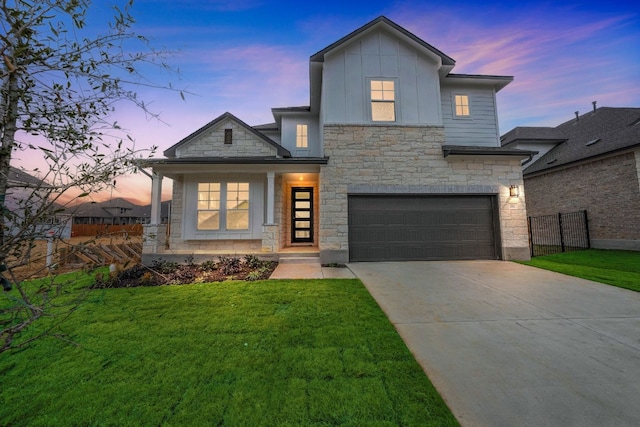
441 85 501 147
322 29 441 125
279 114 321 157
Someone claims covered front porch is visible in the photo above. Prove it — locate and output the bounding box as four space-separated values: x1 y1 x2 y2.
141 160 324 264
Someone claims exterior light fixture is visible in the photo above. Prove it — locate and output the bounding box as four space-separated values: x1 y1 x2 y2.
509 185 519 198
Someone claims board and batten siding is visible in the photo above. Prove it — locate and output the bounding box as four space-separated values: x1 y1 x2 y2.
322 29 442 125
440 85 501 147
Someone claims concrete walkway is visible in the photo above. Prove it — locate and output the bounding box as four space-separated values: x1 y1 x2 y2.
269 262 356 279
348 261 640 427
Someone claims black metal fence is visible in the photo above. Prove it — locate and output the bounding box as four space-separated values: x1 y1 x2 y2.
528 210 590 257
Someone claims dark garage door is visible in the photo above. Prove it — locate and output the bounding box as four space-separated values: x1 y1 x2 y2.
348 195 500 262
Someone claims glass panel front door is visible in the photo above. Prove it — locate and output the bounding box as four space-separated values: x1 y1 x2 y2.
292 187 313 243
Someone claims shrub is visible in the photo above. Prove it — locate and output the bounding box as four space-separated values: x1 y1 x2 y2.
201 260 218 272
244 254 261 269
90 256 278 289
218 256 241 275
184 254 197 267
150 259 179 274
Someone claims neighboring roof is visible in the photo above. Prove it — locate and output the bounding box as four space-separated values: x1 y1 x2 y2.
310 16 455 67
442 145 537 159
514 107 640 175
70 197 149 218
6 166 47 188
163 112 291 158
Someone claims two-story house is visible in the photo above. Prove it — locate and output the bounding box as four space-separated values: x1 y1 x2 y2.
142 16 534 264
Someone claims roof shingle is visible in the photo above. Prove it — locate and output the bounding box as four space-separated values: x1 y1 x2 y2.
504 107 640 175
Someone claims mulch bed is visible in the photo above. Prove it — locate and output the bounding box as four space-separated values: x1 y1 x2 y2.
92 255 278 288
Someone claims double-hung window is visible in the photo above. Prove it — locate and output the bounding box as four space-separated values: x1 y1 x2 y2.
370 80 396 122
296 124 308 148
226 182 249 230
197 182 249 231
454 94 470 117
197 183 221 230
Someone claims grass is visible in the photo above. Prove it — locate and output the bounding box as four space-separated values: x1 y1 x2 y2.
0 278 458 426
519 249 640 292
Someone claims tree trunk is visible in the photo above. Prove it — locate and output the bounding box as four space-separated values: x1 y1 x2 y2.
0 70 19 253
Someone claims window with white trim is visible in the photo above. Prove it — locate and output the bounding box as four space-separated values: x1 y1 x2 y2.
454 94 470 117
370 80 396 122
296 124 308 148
197 182 249 231
226 182 249 230
197 183 220 230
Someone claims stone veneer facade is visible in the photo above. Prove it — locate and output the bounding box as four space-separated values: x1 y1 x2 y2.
525 150 640 250
176 120 277 158
319 124 530 263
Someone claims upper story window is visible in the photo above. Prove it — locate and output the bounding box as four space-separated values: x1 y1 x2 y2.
454 94 470 117
370 80 395 122
296 124 308 148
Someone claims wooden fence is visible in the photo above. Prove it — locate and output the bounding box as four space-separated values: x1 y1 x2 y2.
58 242 143 267
71 224 144 237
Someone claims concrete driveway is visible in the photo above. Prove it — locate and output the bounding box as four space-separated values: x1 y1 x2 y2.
348 261 640 427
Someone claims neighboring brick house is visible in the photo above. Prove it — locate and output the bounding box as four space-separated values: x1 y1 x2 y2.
501 106 640 251
142 16 534 263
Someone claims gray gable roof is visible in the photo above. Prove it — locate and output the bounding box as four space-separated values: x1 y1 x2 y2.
310 16 455 67
6 166 46 188
71 197 141 216
163 112 291 158
517 107 640 175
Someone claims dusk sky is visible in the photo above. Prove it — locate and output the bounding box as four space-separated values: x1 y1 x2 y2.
13 0 640 204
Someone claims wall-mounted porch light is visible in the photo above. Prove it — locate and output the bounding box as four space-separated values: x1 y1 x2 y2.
509 185 519 198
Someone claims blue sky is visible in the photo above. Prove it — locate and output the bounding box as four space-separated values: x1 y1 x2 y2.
14 0 640 203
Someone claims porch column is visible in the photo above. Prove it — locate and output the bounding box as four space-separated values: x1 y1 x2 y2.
266 171 275 225
150 172 163 224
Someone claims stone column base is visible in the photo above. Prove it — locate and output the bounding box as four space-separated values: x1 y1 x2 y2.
143 224 167 254
261 224 280 253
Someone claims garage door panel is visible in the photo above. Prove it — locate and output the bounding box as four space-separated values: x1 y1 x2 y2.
351 245 387 261
348 195 499 262
350 228 386 243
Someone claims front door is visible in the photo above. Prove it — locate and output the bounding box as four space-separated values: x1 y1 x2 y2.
291 187 313 243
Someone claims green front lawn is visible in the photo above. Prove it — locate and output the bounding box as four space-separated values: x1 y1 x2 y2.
0 279 458 426
519 249 640 292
